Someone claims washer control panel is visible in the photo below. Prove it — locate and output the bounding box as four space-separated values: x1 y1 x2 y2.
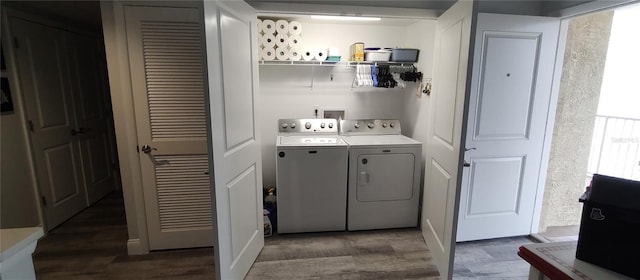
339 119 402 135
278 118 338 133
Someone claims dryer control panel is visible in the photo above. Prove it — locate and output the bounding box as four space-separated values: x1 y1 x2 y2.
339 119 402 135
278 118 338 133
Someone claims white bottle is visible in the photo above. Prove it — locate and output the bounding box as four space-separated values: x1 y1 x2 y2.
263 209 272 237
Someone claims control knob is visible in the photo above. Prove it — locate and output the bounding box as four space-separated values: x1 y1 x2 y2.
354 123 360 129
290 123 296 128
328 123 334 128
382 123 387 128
281 123 288 129
389 122 395 128
305 122 312 129
367 122 375 129
320 123 326 128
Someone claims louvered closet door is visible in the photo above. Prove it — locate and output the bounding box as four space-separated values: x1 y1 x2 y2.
125 6 212 250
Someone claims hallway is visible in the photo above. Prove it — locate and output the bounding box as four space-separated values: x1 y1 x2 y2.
32 192 215 279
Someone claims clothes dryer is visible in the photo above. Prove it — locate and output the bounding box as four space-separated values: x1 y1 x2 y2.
340 119 422 231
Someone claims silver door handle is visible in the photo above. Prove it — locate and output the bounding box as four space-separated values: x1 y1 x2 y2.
465 147 476 151
141 145 170 165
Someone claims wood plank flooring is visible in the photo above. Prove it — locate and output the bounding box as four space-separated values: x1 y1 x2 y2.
247 230 440 279
32 192 534 279
33 192 215 279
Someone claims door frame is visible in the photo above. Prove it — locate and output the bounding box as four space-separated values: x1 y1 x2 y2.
529 18 567 235
101 0 211 255
98 0 636 259
530 1 637 235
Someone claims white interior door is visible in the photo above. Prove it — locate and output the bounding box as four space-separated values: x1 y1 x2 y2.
421 1 474 279
457 13 560 242
67 32 115 204
9 17 87 229
203 1 264 279
124 6 213 250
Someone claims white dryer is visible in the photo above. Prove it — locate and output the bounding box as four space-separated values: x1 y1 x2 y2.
276 119 348 233
340 119 422 231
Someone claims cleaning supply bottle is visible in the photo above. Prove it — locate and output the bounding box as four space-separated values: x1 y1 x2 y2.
264 187 277 232
263 209 272 237
265 187 277 207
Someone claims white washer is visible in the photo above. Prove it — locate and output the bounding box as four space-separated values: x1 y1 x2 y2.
340 119 422 231
276 118 348 233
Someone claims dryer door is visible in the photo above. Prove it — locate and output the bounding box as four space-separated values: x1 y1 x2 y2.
357 153 415 202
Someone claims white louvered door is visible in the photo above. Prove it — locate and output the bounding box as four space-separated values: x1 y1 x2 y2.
125 6 213 250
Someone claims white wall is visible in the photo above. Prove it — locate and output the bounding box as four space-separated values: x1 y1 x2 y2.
401 20 436 144
258 19 437 188
400 20 437 197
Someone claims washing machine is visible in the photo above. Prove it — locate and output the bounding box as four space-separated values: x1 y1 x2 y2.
276 118 348 233
339 119 422 231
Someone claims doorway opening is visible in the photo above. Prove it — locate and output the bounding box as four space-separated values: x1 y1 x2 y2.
537 2 640 242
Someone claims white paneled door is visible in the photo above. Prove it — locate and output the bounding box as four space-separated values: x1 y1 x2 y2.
67 33 115 205
421 1 474 279
10 18 87 229
124 6 213 250
457 13 560 242
204 1 264 279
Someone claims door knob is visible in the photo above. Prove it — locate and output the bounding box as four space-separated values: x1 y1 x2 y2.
141 145 156 154
71 128 86 136
141 145 170 165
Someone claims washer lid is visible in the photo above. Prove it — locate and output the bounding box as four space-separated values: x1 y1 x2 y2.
278 135 347 146
340 135 421 146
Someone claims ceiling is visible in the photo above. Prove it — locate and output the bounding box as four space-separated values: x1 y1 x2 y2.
1 0 456 32
2 1 103 31
0 0 607 32
246 0 457 11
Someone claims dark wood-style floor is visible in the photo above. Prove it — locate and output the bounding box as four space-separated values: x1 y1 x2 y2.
33 192 216 279
33 192 533 279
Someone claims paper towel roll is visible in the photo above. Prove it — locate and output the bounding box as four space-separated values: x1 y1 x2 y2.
288 35 302 49
262 19 276 34
276 48 288 60
261 47 276 61
289 21 302 35
288 48 302 61
302 50 314 61
275 20 289 35
275 34 289 48
257 19 264 33
314 49 327 61
261 34 276 49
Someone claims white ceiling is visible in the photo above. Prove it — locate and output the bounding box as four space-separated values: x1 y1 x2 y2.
246 0 457 11
0 0 603 32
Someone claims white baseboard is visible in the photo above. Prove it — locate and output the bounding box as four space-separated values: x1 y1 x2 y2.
127 238 149 255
